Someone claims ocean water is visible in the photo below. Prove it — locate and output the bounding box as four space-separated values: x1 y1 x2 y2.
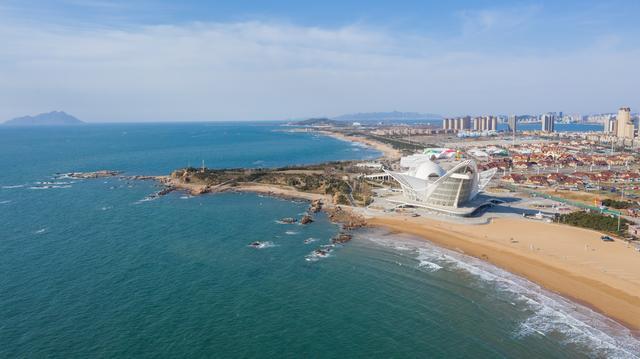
1 122 638 358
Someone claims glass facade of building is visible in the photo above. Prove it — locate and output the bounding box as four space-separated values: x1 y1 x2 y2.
425 166 473 207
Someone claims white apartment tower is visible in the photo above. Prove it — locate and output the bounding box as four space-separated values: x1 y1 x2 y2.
541 113 555 132
615 107 634 139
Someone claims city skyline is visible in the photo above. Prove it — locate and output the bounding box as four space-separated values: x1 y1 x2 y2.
1 0 640 122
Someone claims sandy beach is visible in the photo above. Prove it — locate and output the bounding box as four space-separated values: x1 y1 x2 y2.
367 214 640 331
316 130 402 160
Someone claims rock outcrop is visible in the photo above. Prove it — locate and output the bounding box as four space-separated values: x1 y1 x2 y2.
300 215 314 225
309 199 323 213
331 233 353 244
326 206 366 229
67 170 120 179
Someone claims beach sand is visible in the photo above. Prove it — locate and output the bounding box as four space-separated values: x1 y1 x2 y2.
317 130 401 160
367 214 640 331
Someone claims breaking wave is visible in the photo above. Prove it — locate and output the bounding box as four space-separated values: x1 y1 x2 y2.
2 184 24 189
362 231 640 358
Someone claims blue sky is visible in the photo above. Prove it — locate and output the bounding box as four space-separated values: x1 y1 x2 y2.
1 0 639 121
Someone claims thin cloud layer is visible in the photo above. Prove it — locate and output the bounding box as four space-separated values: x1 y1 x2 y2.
0 18 638 121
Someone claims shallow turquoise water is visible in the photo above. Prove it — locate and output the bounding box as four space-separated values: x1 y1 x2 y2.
1 123 638 358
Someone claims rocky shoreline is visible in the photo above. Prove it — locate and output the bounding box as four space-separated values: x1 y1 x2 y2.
66 170 366 239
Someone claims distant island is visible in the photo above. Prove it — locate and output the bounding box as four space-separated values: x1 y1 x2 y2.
3 111 84 126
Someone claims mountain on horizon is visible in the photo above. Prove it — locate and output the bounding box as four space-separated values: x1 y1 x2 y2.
3 111 84 126
332 111 442 122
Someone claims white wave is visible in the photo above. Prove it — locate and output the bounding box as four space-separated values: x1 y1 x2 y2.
416 258 442 272
362 232 640 358
393 244 413 251
2 184 24 189
100 206 112 211
303 237 319 244
179 195 193 199
54 173 74 179
34 181 71 185
34 228 47 234
248 241 277 249
285 231 299 235
305 251 331 262
134 196 158 204
28 185 72 190
275 219 297 224
0 200 11 204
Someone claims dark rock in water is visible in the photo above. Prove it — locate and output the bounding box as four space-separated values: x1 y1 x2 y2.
130 175 155 181
279 217 297 224
332 233 352 244
300 215 314 224
156 186 176 196
67 170 121 179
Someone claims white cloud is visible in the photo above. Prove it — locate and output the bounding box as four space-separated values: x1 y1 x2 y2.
458 5 541 34
0 18 638 122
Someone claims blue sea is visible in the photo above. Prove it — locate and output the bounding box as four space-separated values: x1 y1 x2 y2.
1 122 638 358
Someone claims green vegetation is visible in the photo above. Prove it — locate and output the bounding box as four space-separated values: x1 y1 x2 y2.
601 198 636 209
334 193 351 205
558 211 629 235
173 164 379 206
351 179 374 206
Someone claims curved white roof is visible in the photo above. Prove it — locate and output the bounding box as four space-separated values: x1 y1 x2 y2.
400 154 434 168
413 161 446 180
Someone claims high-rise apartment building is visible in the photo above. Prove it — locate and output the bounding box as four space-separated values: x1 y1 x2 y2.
615 107 634 139
442 116 472 131
507 115 517 133
472 116 497 131
605 117 617 134
541 113 555 132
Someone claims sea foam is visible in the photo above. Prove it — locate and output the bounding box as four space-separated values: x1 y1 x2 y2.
362 231 640 358
2 185 24 189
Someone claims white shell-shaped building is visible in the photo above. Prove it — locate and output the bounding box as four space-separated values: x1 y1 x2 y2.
385 157 497 209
